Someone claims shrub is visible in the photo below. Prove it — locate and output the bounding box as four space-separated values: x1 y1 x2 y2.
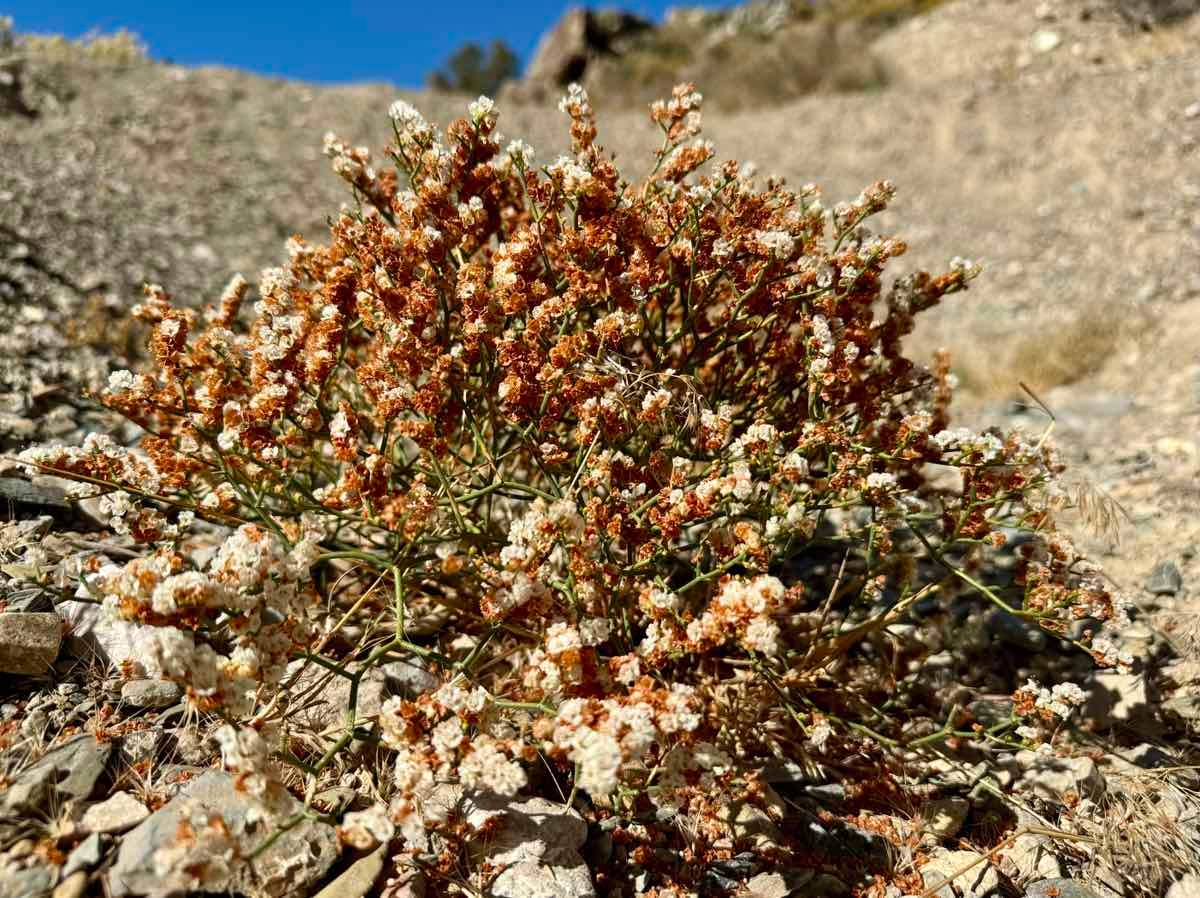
21 84 1128 892
20 27 148 68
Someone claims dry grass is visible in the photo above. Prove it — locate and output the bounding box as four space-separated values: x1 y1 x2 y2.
915 305 1142 404
1076 770 1200 896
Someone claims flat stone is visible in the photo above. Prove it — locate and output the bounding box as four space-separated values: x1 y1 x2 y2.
0 611 62 674
380 657 439 697
282 661 386 732
2 734 111 810
922 849 1000 898
1026 879 1105 898
81 790 149 834
1145 560 1183 596
311 845 386 898
120 679 182 709
744 872 790 898
108 769 339 897
1084 671 1159 735
63 832 105 876
0 865 57 898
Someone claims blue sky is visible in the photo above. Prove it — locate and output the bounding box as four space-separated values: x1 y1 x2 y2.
5 1 730 87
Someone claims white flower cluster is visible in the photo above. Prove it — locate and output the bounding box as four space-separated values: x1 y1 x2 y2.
686 575 788 657
19 433 163 497
467 94 495 124
498 497 584 571
753 229 795 259
503 138 536 170
92 524 320 715
1090 636 1134 669
549 684 702 797
557 82 591 116
930 427 1004 462
729 422 779 459
548 155 594 195
1024 677 1087 719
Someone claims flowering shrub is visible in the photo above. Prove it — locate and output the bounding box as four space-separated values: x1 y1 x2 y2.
22 84 1128 891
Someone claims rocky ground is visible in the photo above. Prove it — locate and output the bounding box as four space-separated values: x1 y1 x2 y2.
1 1 1199 896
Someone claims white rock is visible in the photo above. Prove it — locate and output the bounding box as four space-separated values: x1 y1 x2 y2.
81 791 149 834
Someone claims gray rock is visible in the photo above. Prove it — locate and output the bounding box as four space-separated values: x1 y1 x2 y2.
1026 879 1105 898
984 607 1047 652
0 611 62 674
282 661 386 732
80 790 149 834
1145 560 1183 596
311 845 386 898
120 678 182 709
744 872 790 898
460 793 594 898
118 728 162 765
381 658 439 697
918 797 970 840
1111 0 1199 25
1001 830 1063 883
62 832 105 877
1017 752 1106 802
922 849 1001 898
108 769 339 897
3 734 111 810
0 865 57 898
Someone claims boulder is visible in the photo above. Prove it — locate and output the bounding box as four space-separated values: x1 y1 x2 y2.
522 9 651 87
